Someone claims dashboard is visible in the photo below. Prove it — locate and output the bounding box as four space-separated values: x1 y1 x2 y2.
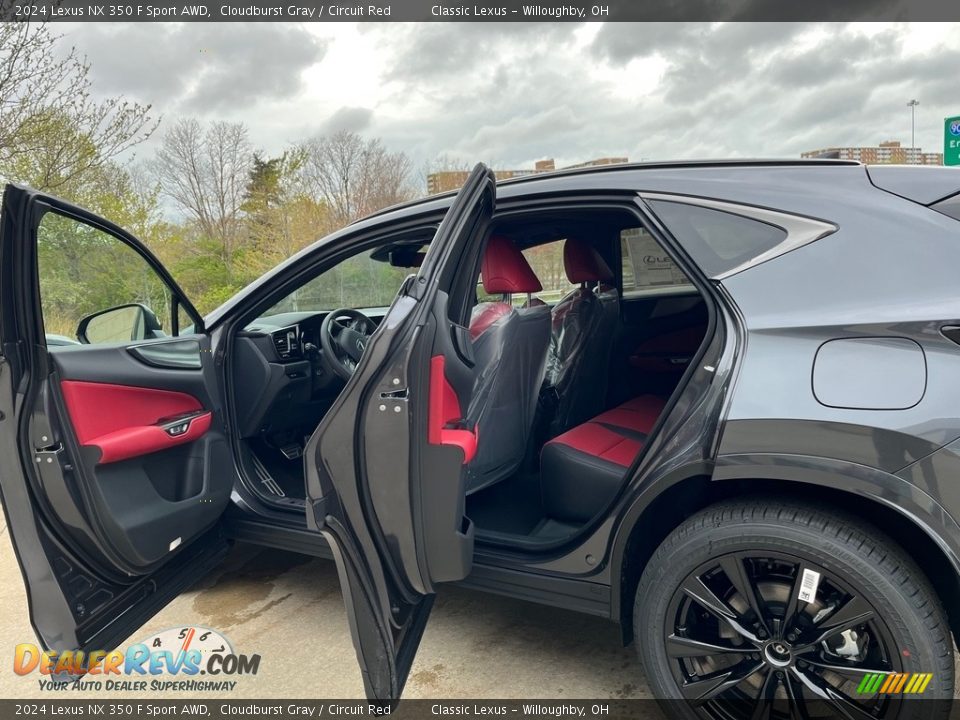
232 308 389 439
243 311 327 363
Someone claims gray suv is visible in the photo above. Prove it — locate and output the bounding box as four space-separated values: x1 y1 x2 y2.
1 160 959 718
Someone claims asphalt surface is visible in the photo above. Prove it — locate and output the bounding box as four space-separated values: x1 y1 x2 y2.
0 519 653 701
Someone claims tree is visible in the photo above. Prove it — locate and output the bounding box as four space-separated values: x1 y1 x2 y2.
297 130 415 230
238 149 328 277
152 118 254 279
0 23 158 192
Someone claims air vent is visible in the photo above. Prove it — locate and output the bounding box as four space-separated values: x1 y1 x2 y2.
272 327 300 360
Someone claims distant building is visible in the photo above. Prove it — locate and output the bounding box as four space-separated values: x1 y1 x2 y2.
801 140 942 165
426 157 629 195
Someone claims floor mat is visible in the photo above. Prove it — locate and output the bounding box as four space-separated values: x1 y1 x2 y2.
466 472 546 536
529 518 580 540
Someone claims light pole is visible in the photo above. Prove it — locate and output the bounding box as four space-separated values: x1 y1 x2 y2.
907 99 920 163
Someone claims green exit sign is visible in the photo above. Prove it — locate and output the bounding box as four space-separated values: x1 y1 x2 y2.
946 116 960 166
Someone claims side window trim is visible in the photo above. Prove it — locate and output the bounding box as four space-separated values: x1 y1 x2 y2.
639 192 837 280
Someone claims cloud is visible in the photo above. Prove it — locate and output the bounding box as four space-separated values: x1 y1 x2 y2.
320 106 374 134
64 23 327 113
62 22 960 180
381 23 578 81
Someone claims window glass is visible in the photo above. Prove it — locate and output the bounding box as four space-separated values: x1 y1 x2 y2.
620 226 694 296
647 200 788 278
521 242 578 304
264 248 411 317
37 211 174 345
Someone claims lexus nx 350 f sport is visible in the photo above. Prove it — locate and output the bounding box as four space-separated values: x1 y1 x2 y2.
2 160 959 718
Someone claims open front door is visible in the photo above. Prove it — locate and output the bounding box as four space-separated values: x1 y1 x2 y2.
0 185 233 654
305 164 496 700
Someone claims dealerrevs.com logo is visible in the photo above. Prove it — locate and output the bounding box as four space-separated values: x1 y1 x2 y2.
14 627 261 692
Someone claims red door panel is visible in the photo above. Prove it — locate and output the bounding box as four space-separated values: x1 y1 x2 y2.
60 380 211 464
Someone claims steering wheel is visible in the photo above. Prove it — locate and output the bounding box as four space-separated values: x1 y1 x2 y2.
319 308 378 380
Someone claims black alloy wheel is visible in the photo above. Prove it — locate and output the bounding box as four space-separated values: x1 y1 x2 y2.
634 499 955 720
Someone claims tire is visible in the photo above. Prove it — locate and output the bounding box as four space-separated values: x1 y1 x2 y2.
634 497 955 719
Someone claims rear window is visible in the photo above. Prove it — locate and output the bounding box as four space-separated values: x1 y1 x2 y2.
648 200 788 278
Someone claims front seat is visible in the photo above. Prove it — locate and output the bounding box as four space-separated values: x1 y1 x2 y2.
464 235 551 494
544 238 619 435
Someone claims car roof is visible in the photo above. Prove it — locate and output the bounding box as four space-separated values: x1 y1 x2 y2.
204 159 869 327
358 158 863 224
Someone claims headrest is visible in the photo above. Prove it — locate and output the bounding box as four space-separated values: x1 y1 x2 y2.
481 236 542 294
469 302 512 339
564 239 613 284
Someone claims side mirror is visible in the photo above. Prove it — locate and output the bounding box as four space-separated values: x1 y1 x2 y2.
76 303 164 345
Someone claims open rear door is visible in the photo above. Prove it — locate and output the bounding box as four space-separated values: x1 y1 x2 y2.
305 164 496 700
0 185 233 655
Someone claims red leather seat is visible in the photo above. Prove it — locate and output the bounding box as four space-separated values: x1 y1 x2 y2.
540 395 666 523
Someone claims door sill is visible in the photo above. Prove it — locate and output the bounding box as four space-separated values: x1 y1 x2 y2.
224 512 332 559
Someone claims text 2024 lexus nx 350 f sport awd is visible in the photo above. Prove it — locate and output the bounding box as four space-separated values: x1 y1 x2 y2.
1 160 959 718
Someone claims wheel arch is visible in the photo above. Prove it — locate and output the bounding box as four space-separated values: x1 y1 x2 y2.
612 461 960 651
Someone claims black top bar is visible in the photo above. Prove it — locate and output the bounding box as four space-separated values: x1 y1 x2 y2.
3 0 959 22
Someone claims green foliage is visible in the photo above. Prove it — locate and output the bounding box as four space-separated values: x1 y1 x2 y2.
0 27 578 331
0 24 157 194
37 212 171 337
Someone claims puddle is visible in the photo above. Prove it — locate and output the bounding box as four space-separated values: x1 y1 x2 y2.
190 548 312 628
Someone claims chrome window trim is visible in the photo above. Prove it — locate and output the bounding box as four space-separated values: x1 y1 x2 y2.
639 192 838 280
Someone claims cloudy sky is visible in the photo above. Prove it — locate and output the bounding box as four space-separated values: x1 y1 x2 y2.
58 22 958 174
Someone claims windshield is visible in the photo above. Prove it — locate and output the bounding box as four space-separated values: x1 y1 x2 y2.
261 247 413 318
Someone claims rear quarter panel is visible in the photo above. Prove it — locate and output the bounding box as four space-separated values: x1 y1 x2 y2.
717 174 960 527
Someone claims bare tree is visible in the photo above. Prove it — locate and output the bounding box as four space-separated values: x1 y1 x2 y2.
152 118 253 277
0 22 158 191
297 130 415 229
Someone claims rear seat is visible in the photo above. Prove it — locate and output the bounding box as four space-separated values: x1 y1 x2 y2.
540 395 666 523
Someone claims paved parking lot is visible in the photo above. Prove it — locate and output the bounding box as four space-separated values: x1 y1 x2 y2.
0 521 652 700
